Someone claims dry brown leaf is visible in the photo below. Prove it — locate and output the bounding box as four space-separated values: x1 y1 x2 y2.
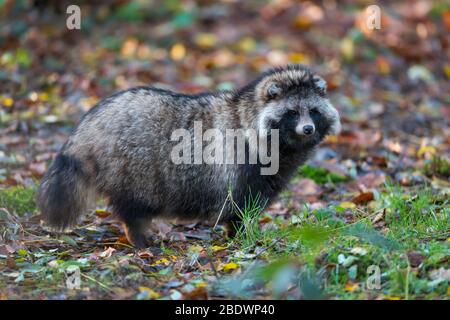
29 162 46 177
292 179 322 197
407 251 424 268
182 287 208 300
352 192 374 205
371 208 386 227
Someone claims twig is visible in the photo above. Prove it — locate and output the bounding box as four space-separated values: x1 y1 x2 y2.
325 207 386 234
399 230 450 242
80 272 112 291
97 242 135 249
213 192 231 229
253 237 283 259
21 239 61 243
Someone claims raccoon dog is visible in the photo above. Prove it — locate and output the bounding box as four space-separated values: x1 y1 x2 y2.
37 65 341 248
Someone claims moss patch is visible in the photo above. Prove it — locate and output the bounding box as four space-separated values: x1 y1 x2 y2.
0 186 37 216
297 165 349 184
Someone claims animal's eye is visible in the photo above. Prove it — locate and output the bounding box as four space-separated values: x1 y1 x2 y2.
288 110 298 116
310 108 320 115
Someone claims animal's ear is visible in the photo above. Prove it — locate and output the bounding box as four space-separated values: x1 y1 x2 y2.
312 75 327 94
266 83 282 100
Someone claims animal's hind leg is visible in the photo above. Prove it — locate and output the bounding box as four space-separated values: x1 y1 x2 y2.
108 198 155 248
122 218 150 248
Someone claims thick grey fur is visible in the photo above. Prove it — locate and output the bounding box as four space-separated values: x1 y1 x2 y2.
37 64 341 248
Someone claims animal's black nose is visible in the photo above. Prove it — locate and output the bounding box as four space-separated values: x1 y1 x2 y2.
303 125 315 135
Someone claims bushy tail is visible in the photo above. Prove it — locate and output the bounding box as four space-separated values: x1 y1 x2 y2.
37 153 94 230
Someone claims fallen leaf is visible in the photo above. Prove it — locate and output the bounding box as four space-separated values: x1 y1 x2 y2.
407 251 424 268
152 220 173 238
170 290 182 300
29 162 46 177
118 235 130 244
352 192 374 205
259 216 272 224
138 286 160 299
138 250 153 259
417 145 436 158
151 258 170 267
430 268 450 281
292 179 322 197
372 209 386 225
182 287 208 300
354 172 386 190
443 11 450 30
267 202 289 215
194 33 217 49
221 262 239 272
385 296 402 300
170 43 186 61
95 209 111 218
189 245 204 253
344 281 359 292
195 281 208 288
100 247 116 258
351 247 368 256
211 245 227 252
339 201 356 209
2 97 14 107
59 235 78 247
6 257 16 269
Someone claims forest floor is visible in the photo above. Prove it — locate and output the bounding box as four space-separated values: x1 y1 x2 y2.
0 1 449 299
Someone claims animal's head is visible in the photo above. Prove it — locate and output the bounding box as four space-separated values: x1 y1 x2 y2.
248 65 341 147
